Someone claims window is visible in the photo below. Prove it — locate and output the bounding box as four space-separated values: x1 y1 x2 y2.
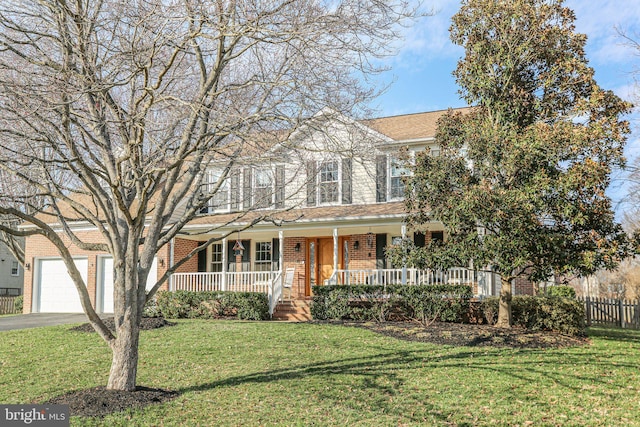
11 261 19 276
431 231 444 243
210 244 223 272
254 242 272 271
377 154 412 202
254 169 273 209
209 171 229 210
203 170 229 213
390 158 409 199
319 161 339 204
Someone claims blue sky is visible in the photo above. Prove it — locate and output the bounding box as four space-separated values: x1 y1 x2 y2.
373 0 640 213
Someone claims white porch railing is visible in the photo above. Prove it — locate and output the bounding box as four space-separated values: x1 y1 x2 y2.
171 271 278 294
326 268 479 286
170 267 500 303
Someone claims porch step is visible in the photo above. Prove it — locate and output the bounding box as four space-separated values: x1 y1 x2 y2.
272 300 313 322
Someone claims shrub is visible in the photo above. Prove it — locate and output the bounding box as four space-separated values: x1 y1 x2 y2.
480 295 585 336
311 284 472 324
13 295 23 313
155 290 269 320
545 285 576 298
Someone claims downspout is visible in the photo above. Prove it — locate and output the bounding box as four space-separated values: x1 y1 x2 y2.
169 238 175 291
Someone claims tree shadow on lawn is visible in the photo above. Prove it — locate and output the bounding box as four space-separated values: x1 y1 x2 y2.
47 322 626 421
586 326 640 345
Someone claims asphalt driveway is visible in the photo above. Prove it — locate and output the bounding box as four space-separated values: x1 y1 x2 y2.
0 313 91 331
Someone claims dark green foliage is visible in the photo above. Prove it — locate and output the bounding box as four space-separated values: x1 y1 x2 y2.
393 0 633 328
155 290 269 320
13 295 23 313
545 285 576 298
311 284 472 324
481 296 585 336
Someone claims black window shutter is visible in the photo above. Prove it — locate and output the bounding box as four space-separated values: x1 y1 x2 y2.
275 165 285 209
241 240 251 263
341 158 352 204
413 232 426 248
272 238 280 271
197 244 207 272
306 161 317 206
243 168 252 210
230 169 240 211
227 240 236 271
375 233 387 269
376 155 387 202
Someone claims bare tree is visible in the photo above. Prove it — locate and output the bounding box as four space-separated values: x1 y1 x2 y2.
0 0 417 391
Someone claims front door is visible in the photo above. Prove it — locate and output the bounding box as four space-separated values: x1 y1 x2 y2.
306 236 349 295
318 238 335 286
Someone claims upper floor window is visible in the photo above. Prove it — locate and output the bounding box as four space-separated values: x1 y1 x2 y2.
389 158 410 200
319 161 339 204
376 154 412 202
207 170 229 211
202 165 284 214
254 169 273 209
306 158 352 207
11 261 19 276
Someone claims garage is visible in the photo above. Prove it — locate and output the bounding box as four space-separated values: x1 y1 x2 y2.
35 258 88 313
99 257 158 313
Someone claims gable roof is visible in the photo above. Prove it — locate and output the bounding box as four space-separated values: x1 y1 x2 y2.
364 107 472 141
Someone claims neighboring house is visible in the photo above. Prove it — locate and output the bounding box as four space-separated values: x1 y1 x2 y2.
0 239 24 296
21 108 522 315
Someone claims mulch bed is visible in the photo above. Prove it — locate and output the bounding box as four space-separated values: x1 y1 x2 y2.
54 318 587 418
346 320 589 349
45 386 179 418
69 316 176 333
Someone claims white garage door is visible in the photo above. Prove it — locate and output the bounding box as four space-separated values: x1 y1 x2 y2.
100 257 158 313
36 258 88 313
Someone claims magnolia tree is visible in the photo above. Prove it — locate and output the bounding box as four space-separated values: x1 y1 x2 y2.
390 0 632 327
0 0 417 391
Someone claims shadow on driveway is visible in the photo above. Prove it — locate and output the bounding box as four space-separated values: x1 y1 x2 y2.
0 313 91 331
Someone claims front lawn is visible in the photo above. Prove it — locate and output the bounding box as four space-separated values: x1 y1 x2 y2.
1 321 639 426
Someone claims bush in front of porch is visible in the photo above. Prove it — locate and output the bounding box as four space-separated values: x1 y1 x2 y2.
311 284 473 324
153 291 269 320
480 295 585 336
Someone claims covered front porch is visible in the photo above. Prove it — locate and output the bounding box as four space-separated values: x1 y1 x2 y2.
171 205 503 316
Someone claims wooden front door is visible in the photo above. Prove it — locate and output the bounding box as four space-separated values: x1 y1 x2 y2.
318 238 335 286
306 236 349 296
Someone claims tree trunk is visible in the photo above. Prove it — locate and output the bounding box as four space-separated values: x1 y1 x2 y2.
496 276 512 328
106 317 140 391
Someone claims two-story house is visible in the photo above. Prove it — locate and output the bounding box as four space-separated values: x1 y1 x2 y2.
21 107 505 315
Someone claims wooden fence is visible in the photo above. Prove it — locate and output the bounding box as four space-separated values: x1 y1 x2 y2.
0 296 19 315
579 297 640 329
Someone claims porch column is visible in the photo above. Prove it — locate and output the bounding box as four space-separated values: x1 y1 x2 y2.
401 224 407 285
278 230 284 273
333 228 338 278
222 237 227 291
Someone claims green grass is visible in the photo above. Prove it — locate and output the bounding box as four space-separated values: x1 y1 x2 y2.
1 322 640 426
